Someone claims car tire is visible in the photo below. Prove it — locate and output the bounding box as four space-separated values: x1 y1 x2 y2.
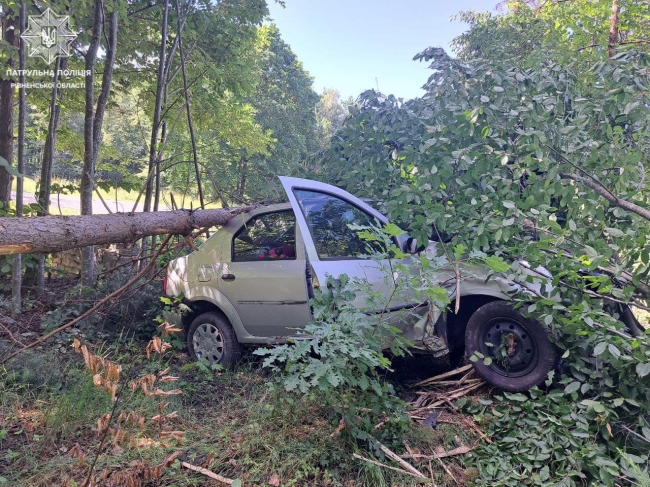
187 312 242 367
465 301 556 392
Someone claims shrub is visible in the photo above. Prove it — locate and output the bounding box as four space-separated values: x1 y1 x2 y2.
255 275 412 443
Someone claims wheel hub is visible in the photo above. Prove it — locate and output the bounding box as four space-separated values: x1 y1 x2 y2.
482 318 538 377
193 323 224 363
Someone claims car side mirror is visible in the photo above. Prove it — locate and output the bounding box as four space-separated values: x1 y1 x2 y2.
404 237 419 254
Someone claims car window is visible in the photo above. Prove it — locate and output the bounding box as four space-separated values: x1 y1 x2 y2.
232 211 296 262
293 189 379 260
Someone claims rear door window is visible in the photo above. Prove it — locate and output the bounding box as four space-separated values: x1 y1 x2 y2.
232 211 296 262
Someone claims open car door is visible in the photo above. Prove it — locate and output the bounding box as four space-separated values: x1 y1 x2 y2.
279 176 419 315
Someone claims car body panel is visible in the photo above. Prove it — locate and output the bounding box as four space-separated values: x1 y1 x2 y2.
279 176 419 313
165 177 553 352
217 210 311 337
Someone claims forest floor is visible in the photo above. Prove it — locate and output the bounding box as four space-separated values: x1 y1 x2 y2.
0 278 484 487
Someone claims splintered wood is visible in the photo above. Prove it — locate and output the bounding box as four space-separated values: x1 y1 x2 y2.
408 364 492 449
409 365 485 416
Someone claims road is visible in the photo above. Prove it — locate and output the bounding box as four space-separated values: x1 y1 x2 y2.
10 192 173 214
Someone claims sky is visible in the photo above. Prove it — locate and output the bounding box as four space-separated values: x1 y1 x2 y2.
267 0 501 101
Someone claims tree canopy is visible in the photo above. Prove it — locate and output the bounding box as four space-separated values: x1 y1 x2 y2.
313 2 650 484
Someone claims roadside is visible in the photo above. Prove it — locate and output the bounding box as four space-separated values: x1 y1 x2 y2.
0 277 481 487
9 176 217 215
10 190 172 215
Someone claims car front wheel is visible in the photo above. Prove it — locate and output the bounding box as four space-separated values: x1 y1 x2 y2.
187 312 242 366
465 301 556 392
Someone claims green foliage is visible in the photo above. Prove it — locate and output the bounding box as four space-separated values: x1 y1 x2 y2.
312 3 650 483
255 275 411 442
458 384 650 486
98 270 164 339
0 347 66 390
181 357 223 379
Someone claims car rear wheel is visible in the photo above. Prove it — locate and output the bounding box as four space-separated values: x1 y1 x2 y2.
187 312 242 366
465 301 556 392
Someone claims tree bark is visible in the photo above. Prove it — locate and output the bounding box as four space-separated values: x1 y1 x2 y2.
144 0 169 215
608 0 620 59
175 0 204 209
238 156 248 200
80 1 118 287
141 0 169 269
0 206 254 255
11 2 26 315
560 173 650 222
92 11 117 164
37 57 66 216
80 0 104 287
20 58 69 296
0 8 16 205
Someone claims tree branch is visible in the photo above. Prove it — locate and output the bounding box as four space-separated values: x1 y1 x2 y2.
560 173 650 222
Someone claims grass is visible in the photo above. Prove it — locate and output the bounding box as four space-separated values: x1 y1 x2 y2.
0 342 477 487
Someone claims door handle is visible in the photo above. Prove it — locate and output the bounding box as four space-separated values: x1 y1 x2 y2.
221 274 236 281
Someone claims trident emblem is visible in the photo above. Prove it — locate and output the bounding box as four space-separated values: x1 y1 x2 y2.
41 26 57 48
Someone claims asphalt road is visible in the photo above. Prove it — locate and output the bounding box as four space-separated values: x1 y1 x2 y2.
11 192 173 214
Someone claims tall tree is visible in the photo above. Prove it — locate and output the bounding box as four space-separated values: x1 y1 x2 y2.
80 0 119 287
230 23 318 200
11 2 26 314
315 88 348 150
0 7 17 207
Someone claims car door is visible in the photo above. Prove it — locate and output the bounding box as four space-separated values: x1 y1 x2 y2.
279 176 418 313
217 208 312 337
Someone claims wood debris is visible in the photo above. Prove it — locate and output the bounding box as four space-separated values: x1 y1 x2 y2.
180 461 235 485
352 453 431 481
413 364 473 388
401 445 474 460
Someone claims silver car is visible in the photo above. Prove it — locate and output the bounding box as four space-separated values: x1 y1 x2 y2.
164 176 557 391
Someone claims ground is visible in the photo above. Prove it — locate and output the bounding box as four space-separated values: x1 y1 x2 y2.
0 277 485 487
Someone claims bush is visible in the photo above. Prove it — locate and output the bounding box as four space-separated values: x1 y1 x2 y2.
255 275 411 443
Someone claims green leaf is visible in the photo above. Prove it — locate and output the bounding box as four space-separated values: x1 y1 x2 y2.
232 480 242 487
0 156 23 178
604 227 624 237
504 392 528 402
608 344 620 358
564 381 581 394
593 342 607 356
483 255 509 273
635 362 650 378
382 223 405 237
582 400 606 413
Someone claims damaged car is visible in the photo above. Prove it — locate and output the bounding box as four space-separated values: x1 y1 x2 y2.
164 176 558 392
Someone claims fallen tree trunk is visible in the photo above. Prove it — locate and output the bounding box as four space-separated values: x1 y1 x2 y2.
0 207 254 255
